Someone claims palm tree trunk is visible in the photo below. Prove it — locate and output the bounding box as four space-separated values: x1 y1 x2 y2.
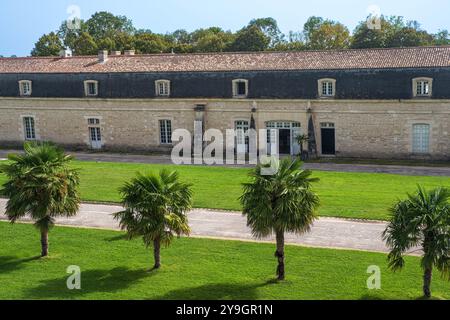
40 229 49 257
423 267 432 298
153 239 161 269
275 230 285 280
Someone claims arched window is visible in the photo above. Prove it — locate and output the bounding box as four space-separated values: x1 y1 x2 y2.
318 78 336 98
84 80 98 97
232 79 248 98
412 77 432 97
19 80 32 96
155 80 171 97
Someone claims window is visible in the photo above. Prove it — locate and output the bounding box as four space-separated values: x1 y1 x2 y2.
159 120 172 144
23 117 36 140
155 80 171 97
413 78 432 97
318 79 336 98
232 79 248 98
412 124 430 154
19 80 32 96
84 80 98 97
87 118 100 125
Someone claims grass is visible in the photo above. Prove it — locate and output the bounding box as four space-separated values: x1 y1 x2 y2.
1 160 449 220
306 157 450 167
0 221 448 300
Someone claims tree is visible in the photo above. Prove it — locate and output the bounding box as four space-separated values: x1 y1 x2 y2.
302 17 350 50
134 33 168 53
434 30 450 45
85 11 135 41
383 186 449 298
190 27 235 52
72 32 98 55
230 25 270 52
0 142 80 257
240 159 320 280
248 17 284 47
113 170 192 269
57 20 87 50
31 32 64 56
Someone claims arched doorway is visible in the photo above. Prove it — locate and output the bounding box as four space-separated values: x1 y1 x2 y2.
266 121 302 155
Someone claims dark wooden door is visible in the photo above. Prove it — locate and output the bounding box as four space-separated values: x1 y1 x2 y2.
321 128 335 155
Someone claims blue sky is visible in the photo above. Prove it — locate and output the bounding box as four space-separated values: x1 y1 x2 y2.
1 0 449 57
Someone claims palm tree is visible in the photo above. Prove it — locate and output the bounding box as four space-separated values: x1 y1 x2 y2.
0 142 80 257
240 158 320 280
383 186 449 298
113 170 192 269
295 134 309 157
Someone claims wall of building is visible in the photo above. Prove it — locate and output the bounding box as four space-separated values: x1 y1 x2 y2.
1 68 450 99
0 97 449 160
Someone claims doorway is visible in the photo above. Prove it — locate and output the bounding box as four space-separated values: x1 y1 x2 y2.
89 127 102 149
279 129 291 154
321 123 335 155
266 121 302 155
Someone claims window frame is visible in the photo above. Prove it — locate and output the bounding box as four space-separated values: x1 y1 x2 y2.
22 116 36 140
84 80 99 97
155 80 171 97
318 78 336 98
232 79 249 98
412 77 433 98
159 119 173 145
19 80 32 96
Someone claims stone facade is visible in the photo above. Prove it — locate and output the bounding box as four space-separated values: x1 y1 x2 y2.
0 97 448 160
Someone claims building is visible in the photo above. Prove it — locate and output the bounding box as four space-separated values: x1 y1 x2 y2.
0 46 449 160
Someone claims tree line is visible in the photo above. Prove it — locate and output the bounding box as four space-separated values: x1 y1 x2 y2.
30 11 450 57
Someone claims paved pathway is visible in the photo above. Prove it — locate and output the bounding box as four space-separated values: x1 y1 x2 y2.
0 199 394 254
1 149 449 176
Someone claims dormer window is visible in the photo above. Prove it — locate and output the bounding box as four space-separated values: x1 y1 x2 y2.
19 80 32 96
413 77 432 97
232 79 248 98
318 78 336 98
84 80 98 97
155 80 171 97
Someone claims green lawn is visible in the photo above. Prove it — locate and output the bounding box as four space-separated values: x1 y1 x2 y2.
0 222 448 300
1 160 449 220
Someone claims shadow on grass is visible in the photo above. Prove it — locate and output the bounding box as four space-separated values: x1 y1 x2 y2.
25 267 153 299
0 255 41 274
153 280 276 300
105 234 128 242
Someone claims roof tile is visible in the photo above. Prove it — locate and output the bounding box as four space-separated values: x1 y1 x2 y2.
0 46 449 73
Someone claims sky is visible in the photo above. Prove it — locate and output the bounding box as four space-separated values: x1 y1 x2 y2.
0 0 449 57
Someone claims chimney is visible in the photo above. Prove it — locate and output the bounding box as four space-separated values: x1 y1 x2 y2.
59 49 72 58
98 50 108 63
124 50 135 56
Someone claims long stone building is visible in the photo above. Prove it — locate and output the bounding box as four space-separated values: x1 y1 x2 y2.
0 46 449 160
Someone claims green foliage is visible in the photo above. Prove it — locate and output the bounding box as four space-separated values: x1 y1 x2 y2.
0 142 80 232
72 32 98 55
31 32 64 56
113 170 192 248
240 159 320 238
383 186 449 276
352 15 438 49
230 25 271 52
31 12 450 56
303 17 351 49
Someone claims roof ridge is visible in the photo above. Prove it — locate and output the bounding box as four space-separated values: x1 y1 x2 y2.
2 45 450 60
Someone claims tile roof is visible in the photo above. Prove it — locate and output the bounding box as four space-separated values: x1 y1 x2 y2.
1 46 450 74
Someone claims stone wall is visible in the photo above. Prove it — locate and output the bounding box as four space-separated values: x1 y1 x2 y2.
0 97 448 160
